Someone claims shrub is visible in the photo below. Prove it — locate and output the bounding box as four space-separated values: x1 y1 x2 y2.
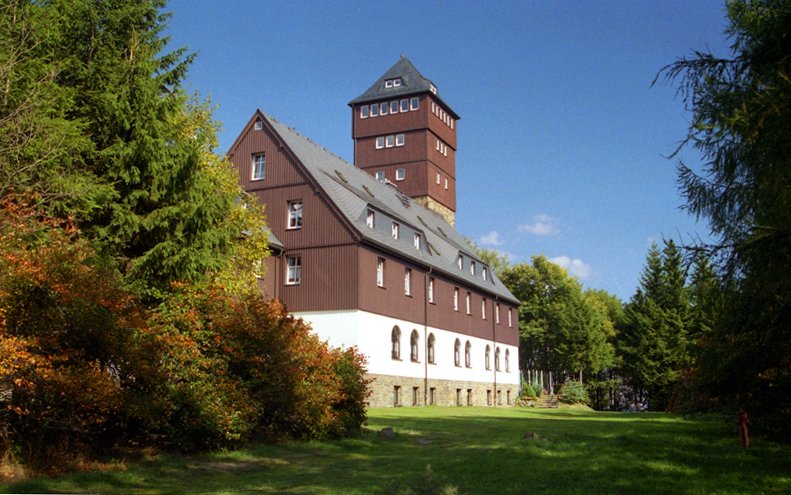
559 380 590 405
380 465 466 495
521 384 537 399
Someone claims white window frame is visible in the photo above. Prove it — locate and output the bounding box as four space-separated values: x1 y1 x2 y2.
410 97 419 110
393 78 402 87
457 255 463 270
390 101 398 114
453 288 459 311
391 222 399 239
370 103 379 117
366 209 375 228
436 173 441 184
360 105 369 118
508 308 513 327
466 292 471 315
413 232 421 250
483 267 488 281
375 171 385 181
444 178 448 190
380 102 388 115
495 303 500 324
400 99 408 112
385 80 393 88
482 299 486 320
470 261 476 276
395 133 405 147
377 257 385 287
385 134 395 148
286 256 301 285
252 153 266 181
287 200 303 230
254 120 263 130
428 277 435 303
375 136 385 149
404 268 412 296
395 168 405 181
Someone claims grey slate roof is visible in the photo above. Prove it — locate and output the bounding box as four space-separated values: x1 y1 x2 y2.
259 110 518 305
348 56 460 119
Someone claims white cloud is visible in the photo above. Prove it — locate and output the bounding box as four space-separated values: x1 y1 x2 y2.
549 256 592 279
478 230 503 246
517 214 558 236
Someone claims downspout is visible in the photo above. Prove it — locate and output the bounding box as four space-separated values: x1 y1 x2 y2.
424 267 433 406
492 296 498 406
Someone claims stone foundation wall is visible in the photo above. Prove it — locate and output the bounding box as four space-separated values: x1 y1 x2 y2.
366 373 518 408
413 197 455 226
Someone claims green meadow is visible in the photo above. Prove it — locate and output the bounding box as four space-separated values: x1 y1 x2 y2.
3 407 789 494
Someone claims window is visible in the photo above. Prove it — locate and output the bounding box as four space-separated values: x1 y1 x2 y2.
495 303 500 324
252 153 265 180
391 326 401 359
394 386 401 406
377 257 385 287
413 232 421 250
483 267 488 281
376 171 385 181
467 389 473 406
393 78 402 87
370 104 379 117
410 330 419 362
487 389 492 406
385 79 393 88
508 308 513 327
470 261 476 276
456 388 462 406
428 333 435 364
444 178 448 190
385 135 394 148
453 287 459 311
495 347 501 371
400 99 409 112
430 84 437 94
464 341 471 368
507 390 511 405
412 387 419 406
404 268 411 296
497 390 502 405
485 345 491 370
396 168 405 181
454 339 461 367
482 299 487 320
380 102 388 115
287 201 303 229
505 349 510 372
428 277 435 303
436 173 441 184
395 133 405 146
429 387 436 405
360 105 369 118
254 120 263 130
390 101 398 114
366 209 375 228
410 97 419 110
457 255 463 270
466 292 471 315
286 256 301 285
392 222 399 239
375 136 385 149
436 139 440 151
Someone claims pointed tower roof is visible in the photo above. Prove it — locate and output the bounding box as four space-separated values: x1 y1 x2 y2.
348 56 460 119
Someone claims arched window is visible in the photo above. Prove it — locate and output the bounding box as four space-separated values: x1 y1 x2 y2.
505 349 510 372
464 341 472 368
454 339 461 367
428 333 436 364
485 345 491 370
391 326 401 360
410 330 419 362
495 347 501 371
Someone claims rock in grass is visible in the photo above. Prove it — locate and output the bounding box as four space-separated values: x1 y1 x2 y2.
379 427 396 439
523 431 540 441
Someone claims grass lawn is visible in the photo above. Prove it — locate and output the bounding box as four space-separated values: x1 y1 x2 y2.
2 406 790 494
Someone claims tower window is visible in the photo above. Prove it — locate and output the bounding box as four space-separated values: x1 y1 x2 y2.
400 99 409 112
385 135 395 148
410 97 419 110
377 257 385 287
254 120 263 130
466 292 471 315
375 171 385 181
370 104 379 117
375 137 384 149
390 101 399 114
395 133 405 146
444 178 448 190
453 287 459 311
380 102 388 115
252 153 265 181
428 277 435 303
286 256 301 285
404 268 411 296
436 173 441 184
396 168 405 181
482 298 487 320
287 200 303 229
360 105 369 118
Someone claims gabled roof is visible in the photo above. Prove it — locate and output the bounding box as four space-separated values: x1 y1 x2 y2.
348 56 460 119
256 110 517 305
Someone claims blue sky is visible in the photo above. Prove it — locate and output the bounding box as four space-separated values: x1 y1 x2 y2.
164 0 731 301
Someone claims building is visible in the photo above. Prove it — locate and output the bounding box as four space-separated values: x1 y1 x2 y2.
227 57 520 407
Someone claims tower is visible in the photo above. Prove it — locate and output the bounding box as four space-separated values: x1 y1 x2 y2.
349 56 459 225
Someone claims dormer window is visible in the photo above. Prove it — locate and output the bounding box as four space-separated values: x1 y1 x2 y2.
366 209 375 228
429 84 437 94
457 254 463 270
413 233 421 250
384 78 402 88
482 267 488 281
470 261 476 276
254 120 263 130
392 222 399 239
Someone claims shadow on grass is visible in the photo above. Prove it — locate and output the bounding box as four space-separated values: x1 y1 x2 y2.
3 408 790 494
